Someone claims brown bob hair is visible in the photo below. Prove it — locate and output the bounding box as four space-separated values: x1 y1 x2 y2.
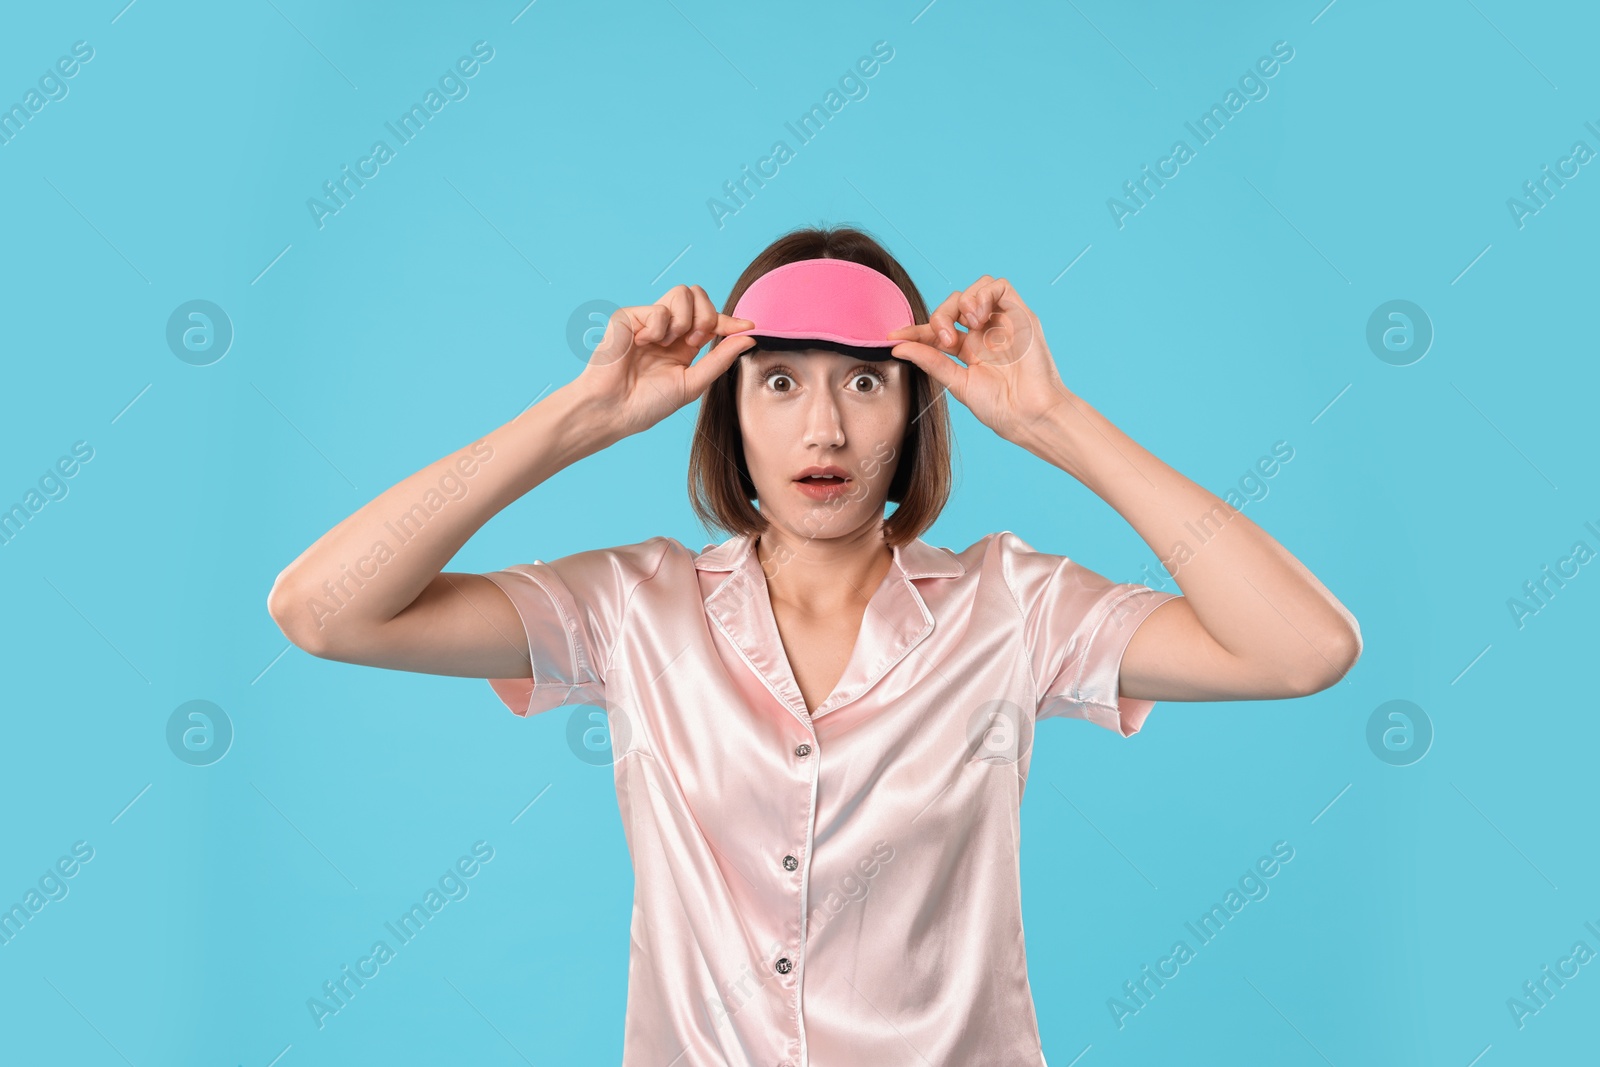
688 224 953 548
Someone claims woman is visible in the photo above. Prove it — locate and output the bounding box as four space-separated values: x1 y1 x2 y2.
268 225 1361 1065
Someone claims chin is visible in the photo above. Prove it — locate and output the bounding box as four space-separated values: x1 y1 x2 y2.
769 495 881 537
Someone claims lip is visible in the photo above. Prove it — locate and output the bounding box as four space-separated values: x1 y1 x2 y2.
794 479 853 502
792 465 853 502
794 465 851 481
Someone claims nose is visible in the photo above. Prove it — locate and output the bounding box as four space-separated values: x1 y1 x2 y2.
802 389 845 448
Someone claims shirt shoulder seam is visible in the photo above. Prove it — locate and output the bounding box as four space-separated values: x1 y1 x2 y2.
603 536 676 679
991 532 1046 710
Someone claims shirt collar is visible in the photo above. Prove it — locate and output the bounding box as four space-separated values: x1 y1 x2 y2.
693 531 966 580
695 530 964 724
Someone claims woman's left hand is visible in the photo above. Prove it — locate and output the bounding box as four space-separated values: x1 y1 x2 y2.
886 276 1071 447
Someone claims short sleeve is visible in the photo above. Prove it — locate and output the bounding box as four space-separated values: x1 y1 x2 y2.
996 531 1181 738
480 539 666 718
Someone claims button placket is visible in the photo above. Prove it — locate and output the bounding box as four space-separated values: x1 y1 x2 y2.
787 732 819 1064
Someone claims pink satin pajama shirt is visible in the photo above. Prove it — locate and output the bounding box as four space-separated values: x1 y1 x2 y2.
483 530 1180 1066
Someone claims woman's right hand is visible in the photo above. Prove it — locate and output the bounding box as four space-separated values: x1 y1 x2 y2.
573 283 757 442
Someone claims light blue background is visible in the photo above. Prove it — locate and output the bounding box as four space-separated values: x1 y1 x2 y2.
2 1 1596 1063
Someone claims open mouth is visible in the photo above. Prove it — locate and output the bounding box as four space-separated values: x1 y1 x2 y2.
793 471 854 500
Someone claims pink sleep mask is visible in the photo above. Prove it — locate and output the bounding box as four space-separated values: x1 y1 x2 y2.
725 257 914 363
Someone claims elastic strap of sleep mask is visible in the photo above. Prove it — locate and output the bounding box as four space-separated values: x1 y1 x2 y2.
743 334 906 363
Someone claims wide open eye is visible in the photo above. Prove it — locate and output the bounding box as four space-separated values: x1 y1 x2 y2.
758 362 888 393
852 369 889 392
761 367 796 391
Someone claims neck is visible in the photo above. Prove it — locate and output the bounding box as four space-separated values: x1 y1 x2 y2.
756 527 894 614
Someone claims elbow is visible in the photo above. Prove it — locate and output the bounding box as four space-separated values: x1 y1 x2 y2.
1288 622 1363 696
1331 617 1364 684
267 576 333 658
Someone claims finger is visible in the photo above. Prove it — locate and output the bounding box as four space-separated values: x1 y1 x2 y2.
890 340 965 397
685 333 757 398
926 290 966 350
970 278 1040 365
989 277 1027 315
685 285 718 349
716 311 756 336
634 302 671 347
591 306 638 366
958 275 997 333
886 322 958 358
975 277 1033 337
980 277 1025 330
656 284 695 348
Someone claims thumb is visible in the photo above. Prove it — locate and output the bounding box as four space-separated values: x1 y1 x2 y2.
684 334 756 399
891 341 965 399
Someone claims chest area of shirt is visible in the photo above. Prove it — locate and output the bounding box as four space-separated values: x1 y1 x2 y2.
610 568 1040 838
767 600 866 717
694 557 933 723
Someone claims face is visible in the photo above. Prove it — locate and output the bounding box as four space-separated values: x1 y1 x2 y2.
737 347 910 547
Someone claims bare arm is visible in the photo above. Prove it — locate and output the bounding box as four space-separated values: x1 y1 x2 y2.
265 385 620 677
888 275 1362 704
266 284 755 679
1018 394 1361 701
